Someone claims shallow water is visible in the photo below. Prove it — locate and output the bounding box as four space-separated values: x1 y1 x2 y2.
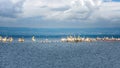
0 41 120 68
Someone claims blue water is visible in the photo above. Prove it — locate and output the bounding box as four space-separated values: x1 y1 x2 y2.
0 27 120 68
0 42 120 68
0 27 120 38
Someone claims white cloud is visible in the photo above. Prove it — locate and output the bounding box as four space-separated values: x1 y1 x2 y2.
45 0 104 21
90 2 120 23
1 0 120 24
21 0 68 18
22 0 104 20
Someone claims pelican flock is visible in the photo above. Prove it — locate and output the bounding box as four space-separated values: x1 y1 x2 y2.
0 35 120 43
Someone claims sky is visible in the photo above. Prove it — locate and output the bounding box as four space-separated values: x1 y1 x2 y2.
0 0 120 28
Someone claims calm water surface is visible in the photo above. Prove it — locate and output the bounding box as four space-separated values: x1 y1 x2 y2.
0 27 120 68
0 41 120 68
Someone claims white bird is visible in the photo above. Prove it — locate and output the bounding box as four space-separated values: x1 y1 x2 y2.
61 38 67 42
7 37 13 42
32 36 36 42
2 37 7 42
18 38 24 42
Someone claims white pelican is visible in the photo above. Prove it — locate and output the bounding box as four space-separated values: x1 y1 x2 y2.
85 38 91 42
61 38 67 42
7 37 13 42
18 38 24 42
32 36 36 42
2 37 7 42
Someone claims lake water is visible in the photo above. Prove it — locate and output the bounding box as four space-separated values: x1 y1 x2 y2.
0 27 120 38
0 27 120 68
1 41 120 68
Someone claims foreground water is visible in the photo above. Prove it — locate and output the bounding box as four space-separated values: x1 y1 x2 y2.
0 41 120 68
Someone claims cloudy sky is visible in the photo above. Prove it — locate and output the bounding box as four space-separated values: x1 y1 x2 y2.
0 0 120 28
